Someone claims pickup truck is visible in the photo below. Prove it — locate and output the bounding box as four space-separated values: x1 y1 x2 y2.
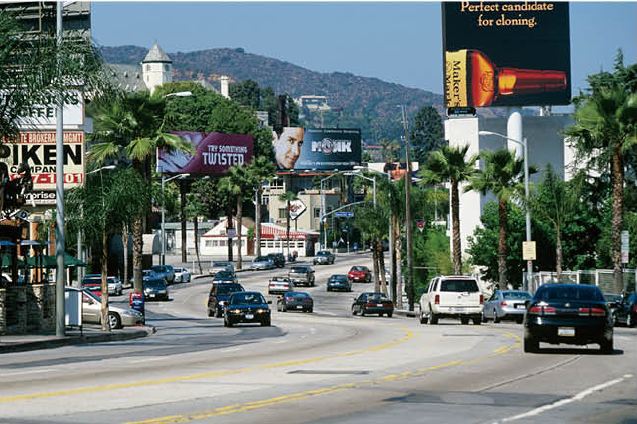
288 266 315 287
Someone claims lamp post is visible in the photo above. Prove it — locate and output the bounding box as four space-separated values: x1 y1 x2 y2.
400 105 415 310
161 174 189 266
479 130 532 288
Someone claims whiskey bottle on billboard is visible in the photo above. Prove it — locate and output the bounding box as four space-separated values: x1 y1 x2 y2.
445 49 567 107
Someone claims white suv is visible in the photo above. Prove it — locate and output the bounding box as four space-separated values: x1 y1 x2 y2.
418 275 483 325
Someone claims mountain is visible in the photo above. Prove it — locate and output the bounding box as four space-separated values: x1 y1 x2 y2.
99 45 497 142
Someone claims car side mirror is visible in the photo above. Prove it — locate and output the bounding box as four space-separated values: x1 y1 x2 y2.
267 300 272 304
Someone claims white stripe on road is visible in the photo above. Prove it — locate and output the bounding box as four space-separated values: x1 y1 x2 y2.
498 374 633 422
129 357 168 364
0 369 53 377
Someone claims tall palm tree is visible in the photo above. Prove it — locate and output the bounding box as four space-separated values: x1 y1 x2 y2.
87 91 192 292
419 144 478 274
278 191 298 259
565 69 637 290
219 165 251 270
466 149 525 287
247 157 276 257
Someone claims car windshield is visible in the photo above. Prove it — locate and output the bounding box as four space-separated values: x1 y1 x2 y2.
536 285 604 301
216 284 244 295
351 266 368 272
440 279 479 292
254 256 269 262
366 293 389 301
502 291 532 300
271 277 289 282
291 267 309 273
83 278 100 285
213 262 230 267
317 251 330 256
145 280 165 289
331 275 348 282
174 268 184 272
288 292 309 298
604 293 622 303
230 292 265 305
151 266 165 272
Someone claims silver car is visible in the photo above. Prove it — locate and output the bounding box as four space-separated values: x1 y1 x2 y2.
74 288 144 330
250 256 275 271
173 267 191 283
209 261 235 276
482 290 532 323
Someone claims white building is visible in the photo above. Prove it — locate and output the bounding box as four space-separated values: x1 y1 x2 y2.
200 217 253 257
142 43 173 94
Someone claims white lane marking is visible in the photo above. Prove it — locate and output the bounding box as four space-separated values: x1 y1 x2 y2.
498 374 633 422
129 357 168 364
219 347 243 353
0 368 53 377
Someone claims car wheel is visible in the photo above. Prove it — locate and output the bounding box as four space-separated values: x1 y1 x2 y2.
472 316 481 325
360 307 366 317
379 312 384 317
261 318 271 327
493 310 501 323
460 317 470 325
600 338 614 354
327 288 331 292
207 309 214 317
628 314 635 328
215 308 222 318
387 312 393 318
308 308 313 313
482 313 488 323
225 319 233 328
352 306 358 316
516 317 524 324
430 312 439 325
524 335 539 353
419 310 428 324
282 304 287 312
108 312 121 330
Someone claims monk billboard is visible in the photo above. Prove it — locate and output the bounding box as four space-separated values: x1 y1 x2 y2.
157 132 254 175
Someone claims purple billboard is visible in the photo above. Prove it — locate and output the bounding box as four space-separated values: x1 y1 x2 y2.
157 132 254 175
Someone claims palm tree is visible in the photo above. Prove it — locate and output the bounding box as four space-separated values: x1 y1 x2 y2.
87 91 192 293
246 157 276 257
466 149 525 287
419 144 478 274
219 165 251 270
565 61 637 290
379 139 400 163
278 191 298 259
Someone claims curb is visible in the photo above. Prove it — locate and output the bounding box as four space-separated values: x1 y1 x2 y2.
0 325 155 354
394 308 418 318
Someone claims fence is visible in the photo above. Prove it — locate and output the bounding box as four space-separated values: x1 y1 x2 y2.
525 269 637 294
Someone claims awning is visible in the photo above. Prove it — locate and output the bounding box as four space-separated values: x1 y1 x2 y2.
0 253 25 269
260 223 319 241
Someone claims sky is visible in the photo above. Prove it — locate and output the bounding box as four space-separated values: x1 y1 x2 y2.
91 2 637 97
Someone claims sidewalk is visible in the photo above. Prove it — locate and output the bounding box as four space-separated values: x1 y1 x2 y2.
0 325 155 354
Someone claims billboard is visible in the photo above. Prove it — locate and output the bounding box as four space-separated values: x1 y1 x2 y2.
0 131 85 192
273 127 361 171
368 162 420 181
157 132 254 175
442 2 570 108
7 90 85 128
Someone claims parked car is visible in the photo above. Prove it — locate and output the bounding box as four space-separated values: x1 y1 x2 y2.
150 265 175 285
266 253 286 268
326 274 352 292
348 266 371 283
209 261 234 276
418 275 483 325
72 288 143 330
351 292 394 317
524 283 614 353
143 277 169 301
268 276 294 295
612 292 636 327
208 282 245 318
482 290 532 323
130 270 161 287
313 250 335 265
277 292 313 313
82 275 123 296
173 267 191 283
213 270 237 283
288 265 315 287
224 291 271 327
250 256 276 271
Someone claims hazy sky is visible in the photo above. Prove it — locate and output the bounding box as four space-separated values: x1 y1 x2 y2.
91 2 637 96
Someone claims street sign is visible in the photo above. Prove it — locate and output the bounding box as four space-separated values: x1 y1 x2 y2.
289 199 307 220
621 230 629 264
416 219 425 232
334 211 354 218
522 241 536 261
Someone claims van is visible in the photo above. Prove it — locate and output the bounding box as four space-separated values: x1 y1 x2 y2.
418 275 483 325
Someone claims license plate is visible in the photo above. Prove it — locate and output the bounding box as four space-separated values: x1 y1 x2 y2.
245 314 254 319
296 305 303 309
149 294 155 298
377 304 383 307
558 327 575 337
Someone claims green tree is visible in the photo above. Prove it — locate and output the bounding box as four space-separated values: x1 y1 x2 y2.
565 53 637 290
247 157 276 257
466 149 526 287
278 191 298 260
219 165 253 270
419 145 478 274
354 202 389 293
379 139 400 163
229 79 261 109
410 106 444 164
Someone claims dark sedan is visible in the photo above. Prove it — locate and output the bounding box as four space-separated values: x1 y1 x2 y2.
277 292 313 313
208 282 244 318
352 292 393 317
524 284 613 353
326 274 352 292
143 278 169 301
224 291 271 327
613 292 636 327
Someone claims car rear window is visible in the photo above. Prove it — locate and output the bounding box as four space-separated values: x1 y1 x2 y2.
440 279 479 292
216 284 244 295
502 291 532 300
367 293 389 301
536 285 604 301
351 266 368 272
231 292 265 305
331 275 348 282
291 267 309 273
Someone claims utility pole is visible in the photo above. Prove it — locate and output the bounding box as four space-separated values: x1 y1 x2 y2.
400 105 415 311
55 1 65 336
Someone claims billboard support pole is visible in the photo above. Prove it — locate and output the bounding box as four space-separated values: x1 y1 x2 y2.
55 1 65 337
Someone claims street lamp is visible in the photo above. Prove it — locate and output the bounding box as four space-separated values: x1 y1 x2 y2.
478 130 532 288
161 173 189 266
164 91 193 98
86 165 116 175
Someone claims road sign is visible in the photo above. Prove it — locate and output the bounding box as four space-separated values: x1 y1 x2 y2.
522 241 536 261
288 199 307 220
334 211 354 218
621 230 629 264
416 219 425 232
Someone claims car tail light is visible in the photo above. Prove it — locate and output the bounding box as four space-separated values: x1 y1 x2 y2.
528 306 542 315
479 294 484 304
434 294 440 305
365 302 375 307
578 307 606 317
528 305 556 315
632 305 637 313
578 307 590 316
543 306 556 315
500 300 508 306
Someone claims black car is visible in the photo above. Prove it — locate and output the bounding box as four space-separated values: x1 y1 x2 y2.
208 282 244 318
143 278 169 301
352 292 394 317
213 270 237 283
524 284 614 353
313 250 335 265
612 292 636 327
326 274 352 292
277 292 313 313
224 291 271 327
266 253 286 268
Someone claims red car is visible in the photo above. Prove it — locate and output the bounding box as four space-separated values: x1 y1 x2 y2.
81 282 102 297
348 266 371 283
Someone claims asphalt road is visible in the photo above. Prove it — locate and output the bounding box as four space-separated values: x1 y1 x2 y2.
0 253 635 424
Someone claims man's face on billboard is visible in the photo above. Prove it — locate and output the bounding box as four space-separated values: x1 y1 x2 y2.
274 127 304 169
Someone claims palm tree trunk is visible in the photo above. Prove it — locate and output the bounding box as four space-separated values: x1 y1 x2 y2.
255 188 262 257
194 216 202 275
611 146 624 290
395 225 403 309
227 205 234 262
131 215 143 293
236 197 243 270
372 240 380 292
100 230 110 332
180 182 187 263
377 239 387 295
497 199 508 287
286 200 291 259
555 226 563 281
451 179 462 274
390 214 399 304
122 223 128 287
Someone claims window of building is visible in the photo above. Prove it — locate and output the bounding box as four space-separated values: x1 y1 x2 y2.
219 240 226 247
314 208 321 218
266 241 274 248
278 208 287 219
297 242 304 248
205 240 213 247
164 64 170 72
